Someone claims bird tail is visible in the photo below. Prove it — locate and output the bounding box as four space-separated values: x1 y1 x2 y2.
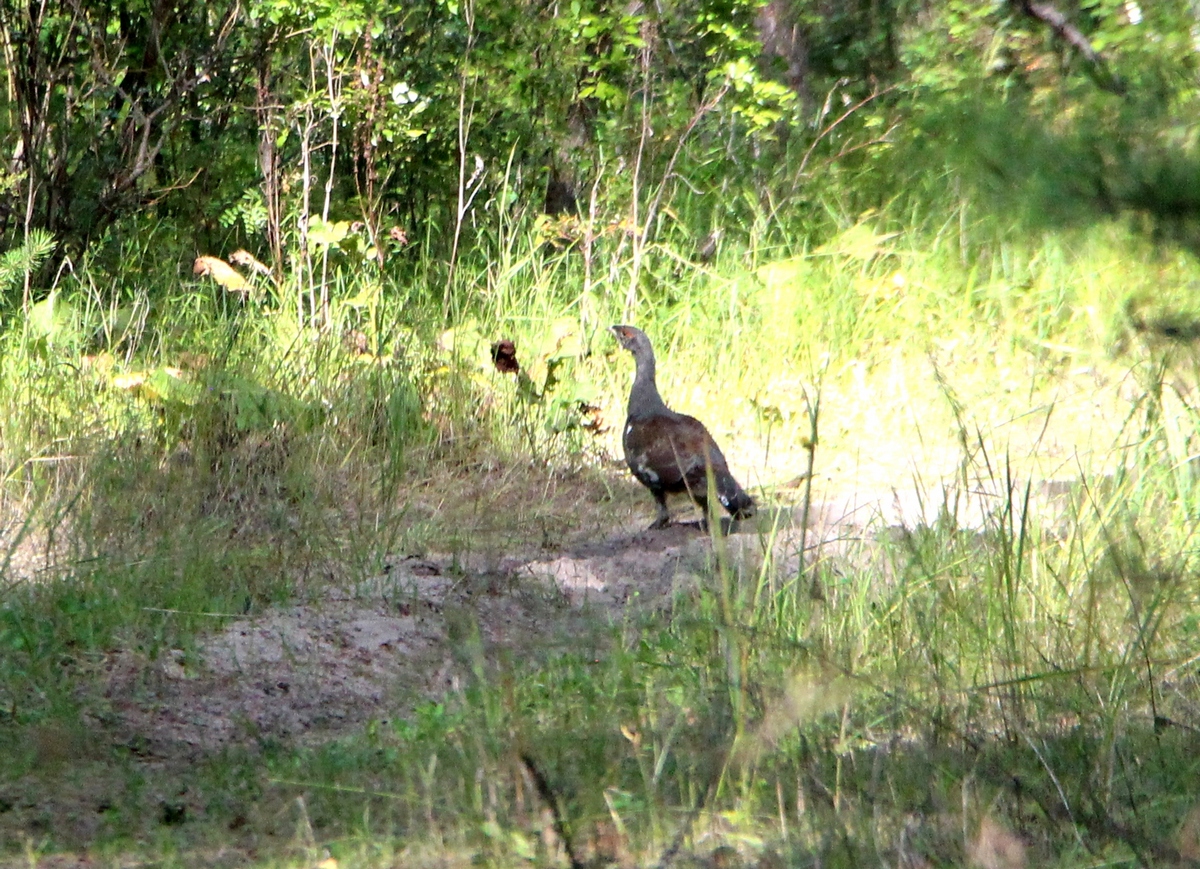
716 471 755 519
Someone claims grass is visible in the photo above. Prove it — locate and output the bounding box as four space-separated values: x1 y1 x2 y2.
2 208 1200 866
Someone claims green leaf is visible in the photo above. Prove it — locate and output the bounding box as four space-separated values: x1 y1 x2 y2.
27 291 81 347
308 217 353 247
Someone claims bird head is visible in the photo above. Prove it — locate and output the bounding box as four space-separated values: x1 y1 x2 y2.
610 324 651 356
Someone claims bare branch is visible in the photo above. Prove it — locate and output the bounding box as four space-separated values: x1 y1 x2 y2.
1014 0 1126 94
797 81 898 178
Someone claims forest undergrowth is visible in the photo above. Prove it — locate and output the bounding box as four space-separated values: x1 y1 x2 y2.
1 205 1200 868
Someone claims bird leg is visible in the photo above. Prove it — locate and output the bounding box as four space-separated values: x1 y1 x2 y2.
648 491 672 530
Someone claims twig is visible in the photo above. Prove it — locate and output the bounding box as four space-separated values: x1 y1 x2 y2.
638 80 730 254
519 753 585 869
144 168 203 205
1020 731 1089 853
1014 0 1126 94
624 27 654 318
796 81 898 178
444 0 478 322
142 607 244 618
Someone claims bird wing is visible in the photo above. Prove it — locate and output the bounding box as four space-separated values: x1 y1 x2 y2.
624 414 729 493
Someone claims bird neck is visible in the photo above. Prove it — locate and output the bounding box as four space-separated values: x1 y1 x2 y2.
628 350 669 418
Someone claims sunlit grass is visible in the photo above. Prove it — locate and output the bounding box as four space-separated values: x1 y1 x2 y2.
2 208 1200 864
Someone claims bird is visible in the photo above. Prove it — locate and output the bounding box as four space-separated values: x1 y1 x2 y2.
611 324 755 529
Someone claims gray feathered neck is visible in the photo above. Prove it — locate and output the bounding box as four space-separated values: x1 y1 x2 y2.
622 330 670 419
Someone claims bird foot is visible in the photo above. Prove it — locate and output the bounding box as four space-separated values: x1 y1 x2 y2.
647 516 672 531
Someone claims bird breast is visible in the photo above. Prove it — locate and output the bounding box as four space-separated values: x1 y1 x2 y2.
624 425 659 483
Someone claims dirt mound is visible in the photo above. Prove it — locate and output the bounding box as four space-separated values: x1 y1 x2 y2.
100 473 1082 759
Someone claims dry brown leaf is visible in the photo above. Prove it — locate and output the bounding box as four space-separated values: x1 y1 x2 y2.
228 249 272 277
111 372 147 390
490 338 520 374
193 255 249 293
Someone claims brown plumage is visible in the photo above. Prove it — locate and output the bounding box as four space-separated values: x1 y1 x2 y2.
611 324 755 529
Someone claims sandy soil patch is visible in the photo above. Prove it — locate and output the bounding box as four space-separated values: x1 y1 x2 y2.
95 464 1082 763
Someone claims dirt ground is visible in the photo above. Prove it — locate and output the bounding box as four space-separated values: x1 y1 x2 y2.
94 473 1081 763
96 518 795 760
